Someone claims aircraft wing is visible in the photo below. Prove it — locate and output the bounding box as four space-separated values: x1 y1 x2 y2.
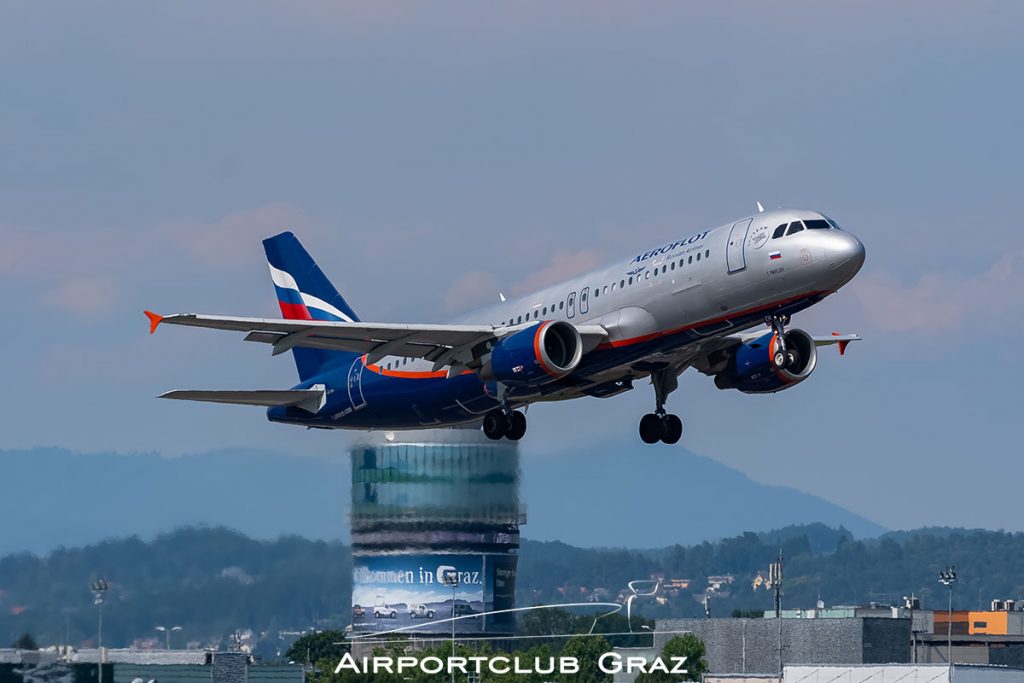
811 333 861 355
726 329 862 355
159 386 326 413
146 311 608 373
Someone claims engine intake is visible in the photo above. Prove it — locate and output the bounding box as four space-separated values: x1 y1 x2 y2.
487 321 583 385
714 328 817 394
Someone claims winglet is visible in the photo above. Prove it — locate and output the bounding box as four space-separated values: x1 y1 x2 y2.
145 310 164 334
832 331 849 356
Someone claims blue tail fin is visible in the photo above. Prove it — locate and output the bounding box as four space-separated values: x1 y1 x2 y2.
263 232 360 381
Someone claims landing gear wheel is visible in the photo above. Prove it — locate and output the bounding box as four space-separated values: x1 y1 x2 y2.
773 350 787 369
505 411 527 441
639 413 665 444
482 410 508 440
661 414 683 444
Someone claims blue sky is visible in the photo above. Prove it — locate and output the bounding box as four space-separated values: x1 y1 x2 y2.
1 2 1021 532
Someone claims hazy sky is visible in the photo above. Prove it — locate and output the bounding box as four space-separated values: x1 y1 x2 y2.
1 2 1021 532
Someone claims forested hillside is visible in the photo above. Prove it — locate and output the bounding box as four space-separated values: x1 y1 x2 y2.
2 525 1021 651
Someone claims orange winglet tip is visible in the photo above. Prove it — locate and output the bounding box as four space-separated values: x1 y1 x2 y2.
144 310 164 334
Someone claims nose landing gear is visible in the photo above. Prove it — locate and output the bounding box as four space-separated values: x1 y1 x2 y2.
766 313 795 370
638 368 684 445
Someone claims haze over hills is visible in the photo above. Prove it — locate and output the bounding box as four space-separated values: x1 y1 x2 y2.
0 443 884 556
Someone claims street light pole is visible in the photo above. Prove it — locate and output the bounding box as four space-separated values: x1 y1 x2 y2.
91 578 108 683
442 569 460 683
938 566 958 681
156 626 182 650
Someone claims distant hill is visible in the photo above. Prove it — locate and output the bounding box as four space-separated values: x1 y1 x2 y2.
519 445 887 546
0 444 884 556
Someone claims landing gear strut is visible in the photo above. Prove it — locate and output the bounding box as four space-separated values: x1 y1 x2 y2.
482 384 527 441
639 368 684 445
766 313 794 369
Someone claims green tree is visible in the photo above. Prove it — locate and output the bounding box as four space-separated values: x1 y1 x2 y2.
559 635 612 683
285 630 348 665
636 634 707 683
13 633 38 650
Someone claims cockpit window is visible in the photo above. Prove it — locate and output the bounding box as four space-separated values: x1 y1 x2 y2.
772 224 787 239
821 213 841 230
804 219 831 230
786 221 805 236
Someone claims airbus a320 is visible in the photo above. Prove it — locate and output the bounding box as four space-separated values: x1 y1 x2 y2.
146 207 865 444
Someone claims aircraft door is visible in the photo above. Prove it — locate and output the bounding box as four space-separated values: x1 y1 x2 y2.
347 357 367 411
727 218 752 274
567 291 576 319
579 287 590 314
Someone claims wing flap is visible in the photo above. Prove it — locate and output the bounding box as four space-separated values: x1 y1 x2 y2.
159 386 326 413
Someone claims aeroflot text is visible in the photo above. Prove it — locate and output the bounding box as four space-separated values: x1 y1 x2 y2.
334 652 688 676
631 231 711 264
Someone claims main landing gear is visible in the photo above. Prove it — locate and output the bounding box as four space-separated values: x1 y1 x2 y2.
639 368 684 445
482 408 527 441
482 385 527 441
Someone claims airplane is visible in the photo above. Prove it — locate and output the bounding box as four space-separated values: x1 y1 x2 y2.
146 206 865 444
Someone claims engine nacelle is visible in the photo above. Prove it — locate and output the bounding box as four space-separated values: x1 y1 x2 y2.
714 328 817 394
487 321 583 385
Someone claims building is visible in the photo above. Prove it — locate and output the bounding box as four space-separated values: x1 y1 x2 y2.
0 649 303 683
782 664 1024 683
349 427 523 638
655 617 911 674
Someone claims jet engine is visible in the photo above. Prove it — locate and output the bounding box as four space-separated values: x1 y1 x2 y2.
486 321 583 385
713 328 817 394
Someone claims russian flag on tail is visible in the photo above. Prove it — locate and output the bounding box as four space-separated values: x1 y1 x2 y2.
262 231 361 381
262 232 360 323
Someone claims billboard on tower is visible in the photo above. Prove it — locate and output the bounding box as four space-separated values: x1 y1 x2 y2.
351 554 516 634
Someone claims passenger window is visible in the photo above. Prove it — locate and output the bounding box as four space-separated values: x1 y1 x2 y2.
595 289 600 298
772 224 787 239
603 285 608 294
653 268 658 277
542 306 547 315
612 282 617 292
786 221 805 236
533 310 539 319
517 315 522 324
670 262 675 270
696 252 701 262
662 265 667 274
804 219 831 230
559 301 564 310
688 255 693 264
705 249 710 258
620 279 625 288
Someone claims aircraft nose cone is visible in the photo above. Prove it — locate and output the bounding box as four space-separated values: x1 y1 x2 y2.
828 231 866 286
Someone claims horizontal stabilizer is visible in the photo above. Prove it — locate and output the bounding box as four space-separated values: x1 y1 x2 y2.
158 385 326 413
